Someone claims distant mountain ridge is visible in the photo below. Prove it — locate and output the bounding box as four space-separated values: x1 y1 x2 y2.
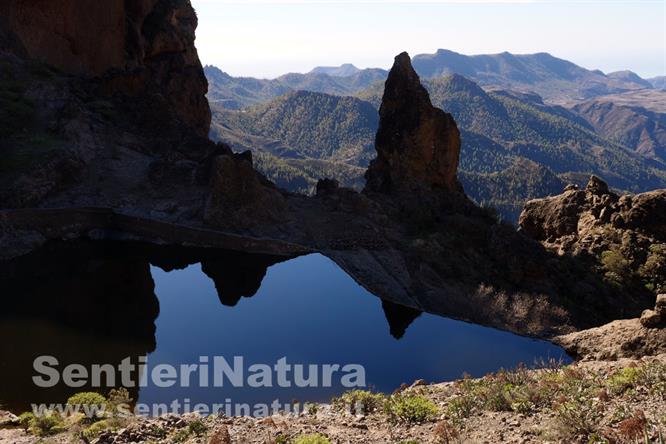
205 65 386 110
409 49 652 104
310 63 365 77
206 50 655 110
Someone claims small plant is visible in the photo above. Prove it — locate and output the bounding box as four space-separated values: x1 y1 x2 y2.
18 411 66 436
434 420 460 443
554 397 602 439
187 419 208 436
616 410 648 442
172 428 190 443
385 393 440 424
18 412 35 431
445 395 476 423
608 366 642 395
107 387 133 414
639 244 666 294
273 434 290 444
332 389 385 415
82 420 112 441
292 433 332 444
305 402 319 416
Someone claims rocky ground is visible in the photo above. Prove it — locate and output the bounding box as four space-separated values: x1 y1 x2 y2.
1 354 664 444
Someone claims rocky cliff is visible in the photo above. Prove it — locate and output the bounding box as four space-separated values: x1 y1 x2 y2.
0 0 210 136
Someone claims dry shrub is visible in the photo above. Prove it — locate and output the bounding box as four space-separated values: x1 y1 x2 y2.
434 420 459 443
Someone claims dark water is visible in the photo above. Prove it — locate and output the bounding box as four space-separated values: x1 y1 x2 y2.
0 242 569 415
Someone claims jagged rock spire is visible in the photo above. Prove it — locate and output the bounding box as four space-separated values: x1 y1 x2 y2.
365 52 461 193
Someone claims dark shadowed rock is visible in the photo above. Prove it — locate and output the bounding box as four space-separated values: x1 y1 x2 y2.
365 52 461 193
640 309 662 328
0 0 210 136
519 188 588 242
586 175 610 196
204 153 288 231
623 191 666 241
316 178 340 196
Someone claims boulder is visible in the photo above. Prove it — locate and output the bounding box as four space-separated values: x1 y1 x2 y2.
623 190 666 241
365 52 460 193
519 189 587 242
640 309 662 328
656 294 666 316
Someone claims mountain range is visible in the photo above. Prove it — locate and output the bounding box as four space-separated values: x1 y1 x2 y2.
207 49 657 110
206 49 666 222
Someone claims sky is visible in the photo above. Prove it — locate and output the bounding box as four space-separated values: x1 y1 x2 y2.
191 0 666 79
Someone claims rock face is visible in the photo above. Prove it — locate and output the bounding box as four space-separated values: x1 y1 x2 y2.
0 0 210 136
557 294 666 360
365 52 461 193
520 176 666 244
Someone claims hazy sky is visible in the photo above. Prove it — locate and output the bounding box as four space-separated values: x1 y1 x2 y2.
192 0 666 79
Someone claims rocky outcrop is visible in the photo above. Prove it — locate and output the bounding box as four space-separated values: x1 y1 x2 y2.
365 52 461 193
556 294 666 360
520 176 666 245
0 0 210 136
519 176 665 317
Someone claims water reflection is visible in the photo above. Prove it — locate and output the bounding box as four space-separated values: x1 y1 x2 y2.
0 240 569 414
0 241 158 412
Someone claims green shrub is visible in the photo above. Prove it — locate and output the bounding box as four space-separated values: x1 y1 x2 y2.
19 412 66 436
639 244 666 294
554 397 602 439
171 428 190 443
445 395 476 423
332 389 385 415
82 420 112 440
187 419 208 436
385 393 440 424
292 433 332 444
608 367 642 395
67 392 108 421
601 249 632 287
67 392 107 408
18 412 35 431
107 388 132 414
